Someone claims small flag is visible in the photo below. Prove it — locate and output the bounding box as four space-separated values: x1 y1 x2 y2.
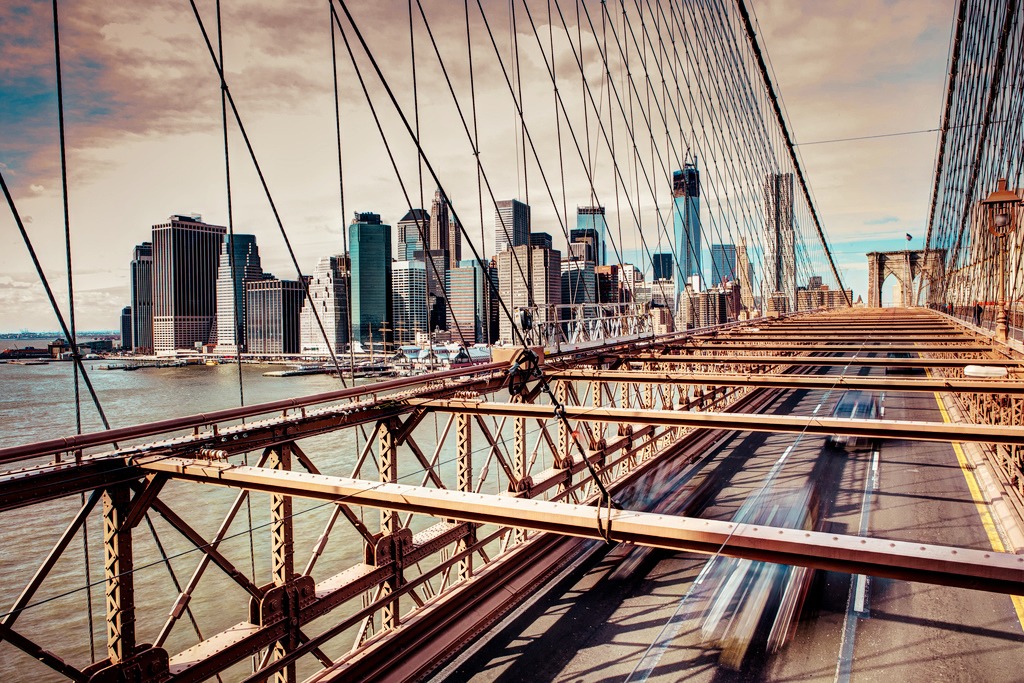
905 233 913 241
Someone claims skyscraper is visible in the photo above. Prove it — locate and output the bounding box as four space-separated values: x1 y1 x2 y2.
152 215 226 353
561 258 596 306
766 172 796 306
215 234 263 352
396 208 428 260
429 188 461 269
246 278 305 354
736 237 756 314
652 252 673 282
710 244 737 286
447 259 493 345
595 265 620 304
494 199 530 254
530 232 553 250
392 260 428 345
349 212 393 346
497 244 560 344
299 255 349 355
120 306 132 349
130 241 153 352
574 206 607 265
671 163 701 284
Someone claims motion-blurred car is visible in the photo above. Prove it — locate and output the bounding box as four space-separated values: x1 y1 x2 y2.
826 390 880 449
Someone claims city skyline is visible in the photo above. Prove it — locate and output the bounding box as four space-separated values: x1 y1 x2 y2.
0 1 956 330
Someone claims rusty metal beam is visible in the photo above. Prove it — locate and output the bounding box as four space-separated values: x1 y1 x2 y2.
133 460 1024 595
623 354 1020 368
549 369 1024 394
403 399 1024 446
658 343 994 353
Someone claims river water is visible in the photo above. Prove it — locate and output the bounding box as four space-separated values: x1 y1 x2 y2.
0 359 440 681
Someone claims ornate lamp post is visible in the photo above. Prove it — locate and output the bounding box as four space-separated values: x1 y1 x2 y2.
981 178 1021 342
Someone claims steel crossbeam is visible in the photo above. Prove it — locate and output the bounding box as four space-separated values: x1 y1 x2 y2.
624 354 1020 367
134 459 1024 595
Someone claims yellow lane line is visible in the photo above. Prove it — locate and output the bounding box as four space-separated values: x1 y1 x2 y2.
932 390 1024 630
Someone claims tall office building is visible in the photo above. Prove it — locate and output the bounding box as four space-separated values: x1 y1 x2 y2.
496 244 560 343
736 237 756 314
246 278 304 354
396 208 428 261
710 244 737 286
215 234 264 352
568 227 598 263
429 188 460 269
766 172 796 306
574 206 607 265
561 258 596 306
447 259 493 345
152 215 227 353
494 199 530 254
349 212 393 346
652 252 673 282
392 260 428 345
130 241 153 352
596 265 620 304
671 163 701 284
532 245 562 314
299 255 349 355
530 232 553 250
120 306 132 349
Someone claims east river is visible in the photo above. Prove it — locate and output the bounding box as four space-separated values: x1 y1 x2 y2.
0 359 433 681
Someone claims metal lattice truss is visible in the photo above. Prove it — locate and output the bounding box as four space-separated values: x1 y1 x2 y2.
1 310 1023 682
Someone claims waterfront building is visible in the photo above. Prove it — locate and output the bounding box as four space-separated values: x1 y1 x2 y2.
393 260 428 345
447 259 492 345
671 163 701 285
494 199 530 254
215 234 264 352
130 241 153 352
652 252 673 282
299 255 349 355
766 172 796 308
574 206 607 265
246 277 304 354
396 208 428 261
120 306 132 349
152 214 227 353
710 243 737 286
349 212 393 346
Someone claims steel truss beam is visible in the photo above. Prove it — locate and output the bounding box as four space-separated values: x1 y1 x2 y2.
658 343 995 353
624 354 1020 368
135 459 1024 595
549 369 1024 394
406 400 1024 446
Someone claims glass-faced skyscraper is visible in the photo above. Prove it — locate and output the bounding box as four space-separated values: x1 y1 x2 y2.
573 206 607 266
494 199 530 254
672 163 701 286
215 234 263 352
130 241 153 352
710 244 737 286
349 212 393 346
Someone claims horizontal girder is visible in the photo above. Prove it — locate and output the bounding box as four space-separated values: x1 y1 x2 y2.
135 458 1024 595
624 354 1020 367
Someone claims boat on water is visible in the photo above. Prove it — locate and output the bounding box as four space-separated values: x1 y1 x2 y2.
263 363 329 377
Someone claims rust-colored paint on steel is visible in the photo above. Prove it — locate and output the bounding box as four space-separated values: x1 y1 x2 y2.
662 343 994 353
0 361 509 465
137 459 1024 595
548 369 1024 394
624 354 1020 367
408 399 1024 446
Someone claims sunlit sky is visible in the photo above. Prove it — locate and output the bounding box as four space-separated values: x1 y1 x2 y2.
0 0 955 331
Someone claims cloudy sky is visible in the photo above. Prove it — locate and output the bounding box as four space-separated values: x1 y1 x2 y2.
0 0 955 332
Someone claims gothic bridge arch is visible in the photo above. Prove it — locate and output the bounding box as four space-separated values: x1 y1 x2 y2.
866 250 946 307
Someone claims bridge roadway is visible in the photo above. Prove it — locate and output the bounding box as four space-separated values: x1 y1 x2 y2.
434 355 1024 682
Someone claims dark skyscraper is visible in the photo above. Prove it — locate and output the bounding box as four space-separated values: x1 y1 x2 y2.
652 252 673 281
766 172 796 304
152 215 227 353
120 306 132 349
246 277 305 354
494 199 530 254
530 232 553 250
130 241 153 352
710 244 737 285
575 206 607 265
396 208 428 260
349 212 393 346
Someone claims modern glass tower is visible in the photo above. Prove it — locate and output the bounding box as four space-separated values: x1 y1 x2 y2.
652 252 673 282
494 199 530 254
215 234 263 352
130 241 153 352
574 206 607 265
299 255 349 355
710 243 737 286
151 215 226 353
349 212 393 346
396 208 428 260
672 163 701 285
447 259 492 345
